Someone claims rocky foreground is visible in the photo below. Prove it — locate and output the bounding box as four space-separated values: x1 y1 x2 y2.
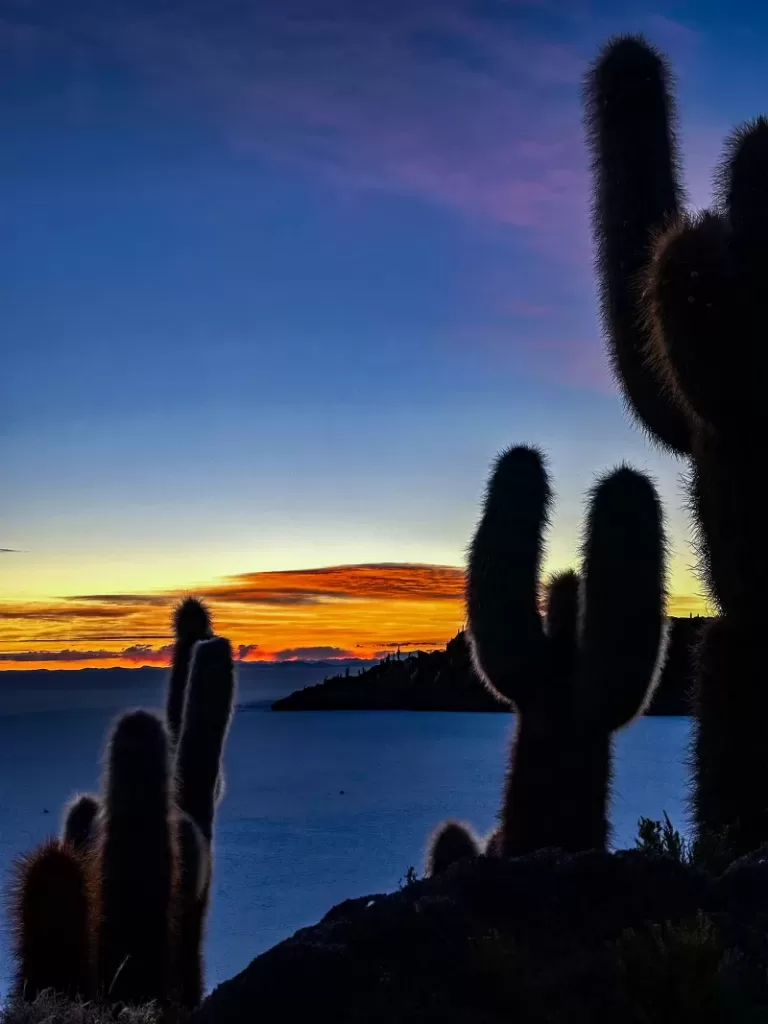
191 843 768 1023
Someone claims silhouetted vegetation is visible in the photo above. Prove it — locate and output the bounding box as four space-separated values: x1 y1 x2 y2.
586 34 768 858
10 26 768 1024
461 450 667 857
5 598 234 1015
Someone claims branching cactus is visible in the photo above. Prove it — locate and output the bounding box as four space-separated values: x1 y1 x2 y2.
585 35 768 855
5 595 235 1013
97 710 177 1007
8 838 95 1001
466 446 668 856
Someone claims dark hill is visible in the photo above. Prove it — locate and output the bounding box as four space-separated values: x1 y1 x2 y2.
272 618 706 714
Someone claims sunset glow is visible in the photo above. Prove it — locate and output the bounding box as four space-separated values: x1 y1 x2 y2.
0 562 707 670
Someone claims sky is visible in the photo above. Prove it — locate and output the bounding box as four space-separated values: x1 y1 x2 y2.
1 0 763 669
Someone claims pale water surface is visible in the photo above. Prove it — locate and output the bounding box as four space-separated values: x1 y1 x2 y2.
0 672 691 996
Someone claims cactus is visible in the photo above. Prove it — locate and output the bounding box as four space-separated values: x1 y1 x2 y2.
167 597 212 747
97 711 176 1006
426 821 481 877
171 810 210 1010
3 595 234 1013
8 839 95 1001
172 636 235 1008
585 35 768 856
466 446 668 856
63 794 100 854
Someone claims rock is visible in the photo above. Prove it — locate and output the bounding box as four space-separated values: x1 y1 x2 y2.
191 849 714 1024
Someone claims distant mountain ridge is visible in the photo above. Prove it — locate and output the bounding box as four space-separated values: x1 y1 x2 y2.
0 659 379 686
272 619 706 713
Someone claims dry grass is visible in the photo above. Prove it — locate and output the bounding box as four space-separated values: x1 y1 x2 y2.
0 991 164 1024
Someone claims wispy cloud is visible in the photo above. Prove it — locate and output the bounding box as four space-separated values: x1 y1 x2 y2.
1 1 592 262
0 548 21 553
0 644 173 665
0 562 467 669
125 2 590 260
273 645 356 662
205 563 464 605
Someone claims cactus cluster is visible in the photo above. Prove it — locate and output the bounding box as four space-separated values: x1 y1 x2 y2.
426 448 668 875
7 597 234 1012
584 34 768 856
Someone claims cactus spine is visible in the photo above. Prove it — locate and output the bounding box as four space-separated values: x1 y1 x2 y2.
466 446 668 856
585 35 768 855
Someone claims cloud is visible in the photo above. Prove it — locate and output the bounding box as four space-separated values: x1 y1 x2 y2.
0 562 468 668
273 646 356 662
132 3 589 260
67 594 172 606
205 563 465 605
1 1 592 262
0 548 21 553
0 643 173 664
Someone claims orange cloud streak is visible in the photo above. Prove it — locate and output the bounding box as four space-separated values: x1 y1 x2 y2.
0 562 707 670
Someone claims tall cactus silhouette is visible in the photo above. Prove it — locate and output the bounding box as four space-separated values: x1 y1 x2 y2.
466 446 668 856
172 634 235 1008
98 710 176 1006
585 35 768 855
8 838 95 1001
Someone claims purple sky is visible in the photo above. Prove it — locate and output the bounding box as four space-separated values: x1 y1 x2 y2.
2 0 765 615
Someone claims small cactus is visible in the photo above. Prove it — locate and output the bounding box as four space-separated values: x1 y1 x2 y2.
62 794 100 853
97 711 176 1006
466 446 668 856
8 838 95 1001
426 821 481 877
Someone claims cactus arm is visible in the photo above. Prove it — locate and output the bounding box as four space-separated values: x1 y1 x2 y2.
544 569 579 679
577 466 669 730
466 445 552 708
167 597 213 746
62 793 101 853
175 637 235 843
584 34 692 456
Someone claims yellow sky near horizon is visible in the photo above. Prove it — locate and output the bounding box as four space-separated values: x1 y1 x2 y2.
0 561 709 670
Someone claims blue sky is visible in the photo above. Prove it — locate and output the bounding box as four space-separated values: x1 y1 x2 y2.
2 0 765 629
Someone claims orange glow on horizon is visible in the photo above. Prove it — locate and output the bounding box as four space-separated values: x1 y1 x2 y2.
0 562 709 671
